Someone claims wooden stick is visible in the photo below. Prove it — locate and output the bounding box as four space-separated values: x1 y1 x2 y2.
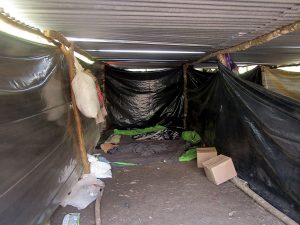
231 177 298 225
183 64 188 130
95 186 105 225
217 54 227 66
276 62 300 68
44 30 94 62
60 44 90 174
195 20 300 64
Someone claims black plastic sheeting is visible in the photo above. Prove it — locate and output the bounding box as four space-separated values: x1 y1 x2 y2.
187 64 300 222
105 66 183 128
187 66 215 89
239 66 263 85
0 33 99 225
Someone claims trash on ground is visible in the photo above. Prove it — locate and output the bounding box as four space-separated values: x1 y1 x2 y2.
179 148 197 162
61 174 104 210
100 143 118 154
104 134 121 144
197 147 218 168
93 154 110 164
62 213 80 225
181 131 201 144
88 154 112 178
108 142 169 157
111 162 138 166
113 125 166 136
132 129 179 141
228 211 237 217
203 154 237 185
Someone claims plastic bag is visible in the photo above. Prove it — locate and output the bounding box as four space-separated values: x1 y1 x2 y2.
61 174 104 210
179 148 197 162
181 131 201 144
88 154 112 178
72 58 103 123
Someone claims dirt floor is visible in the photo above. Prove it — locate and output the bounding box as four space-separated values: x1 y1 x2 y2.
51 161 284 225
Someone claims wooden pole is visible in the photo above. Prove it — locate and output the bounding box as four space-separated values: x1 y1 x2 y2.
183 64 188 130
276 62 300 68
217 54 227 66
195 20 300 64
231 177 298 225
44 30 94 63
60 44 90 174
95 186 105 225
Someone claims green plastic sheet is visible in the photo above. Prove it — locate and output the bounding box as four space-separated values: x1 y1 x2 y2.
181 131 201 144
179 148 197 162
113 125 166 136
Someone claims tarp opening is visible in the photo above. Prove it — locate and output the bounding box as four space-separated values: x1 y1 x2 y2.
239 65 300 101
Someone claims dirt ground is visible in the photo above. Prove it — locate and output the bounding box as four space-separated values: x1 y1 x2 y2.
51 161 284 225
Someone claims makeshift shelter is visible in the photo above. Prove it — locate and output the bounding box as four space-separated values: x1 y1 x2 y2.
0 1 300 225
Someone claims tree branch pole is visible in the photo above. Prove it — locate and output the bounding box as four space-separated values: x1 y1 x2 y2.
44 30 94 62
60 44 90 174
195 20 300 64
231 177 298 225
216 54 227 66
183 64 188 130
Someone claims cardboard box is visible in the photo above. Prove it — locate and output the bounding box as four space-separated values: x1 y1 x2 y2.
203 155 237 185
196 147 218 168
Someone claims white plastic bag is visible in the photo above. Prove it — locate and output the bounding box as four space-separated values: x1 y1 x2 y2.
61 174 104 210
72 58 101 122
88 154 112 178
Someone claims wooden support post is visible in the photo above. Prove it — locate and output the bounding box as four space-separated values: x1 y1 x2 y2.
217 54 227 67
60 44 90 174
183 64 188 130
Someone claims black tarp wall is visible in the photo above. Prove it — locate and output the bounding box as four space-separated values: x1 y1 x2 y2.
187 64 300 222
105 66 184 128
0 32 99 225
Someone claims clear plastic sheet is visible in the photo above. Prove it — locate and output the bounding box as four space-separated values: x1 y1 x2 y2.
0 33 99 225
262 67 300 101
187 64 300 222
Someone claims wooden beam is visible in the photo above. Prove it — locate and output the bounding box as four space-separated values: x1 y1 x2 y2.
275 62 300 68
44 30 94 62
60 44 90 174
194 20 300 64
217 54 227 66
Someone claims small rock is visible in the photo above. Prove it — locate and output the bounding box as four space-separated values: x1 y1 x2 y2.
228 211 237 217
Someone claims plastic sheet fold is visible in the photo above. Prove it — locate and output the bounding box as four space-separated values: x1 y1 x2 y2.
239 66 262 85
105 66 184 128
187 64 300 222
